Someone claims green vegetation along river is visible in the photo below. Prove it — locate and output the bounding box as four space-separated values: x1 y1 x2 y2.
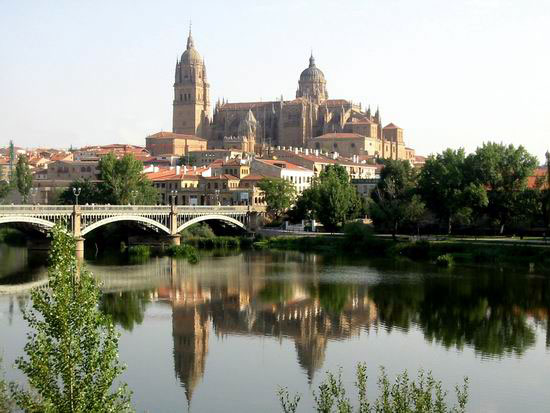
1 245 550 412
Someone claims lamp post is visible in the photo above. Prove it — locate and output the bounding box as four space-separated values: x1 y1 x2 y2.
131 190 138 205
73 187 82 206
170 189 177 206
215 189 220 206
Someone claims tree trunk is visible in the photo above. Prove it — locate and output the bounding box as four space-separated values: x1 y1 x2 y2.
392 221 398 241
447 217 452 235
500 223 505 235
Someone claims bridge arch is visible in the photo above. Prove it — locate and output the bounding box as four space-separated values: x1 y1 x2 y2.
176 214 247 233
0 216 56 231
81 215 171 236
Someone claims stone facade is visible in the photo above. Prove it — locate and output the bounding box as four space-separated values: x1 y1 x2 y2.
172 30 413 161
146 132 207 156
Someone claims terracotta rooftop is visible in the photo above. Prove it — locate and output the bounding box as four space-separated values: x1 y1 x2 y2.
256 159 311 171
528 167 548 189
203 174 239 180
146 131 207 141
241 173 267 181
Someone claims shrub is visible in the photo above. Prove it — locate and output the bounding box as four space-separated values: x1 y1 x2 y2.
343 222 374 246
180 223 215 238
436 253 455 267
127 245 151 259
278 363 468 413
165 244 199 264
0 356 13 413
0 228 27 246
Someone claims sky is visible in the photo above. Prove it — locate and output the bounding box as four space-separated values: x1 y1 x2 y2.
1 0 549 161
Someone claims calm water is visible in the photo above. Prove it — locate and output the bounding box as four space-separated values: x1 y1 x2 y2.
1 244 550 412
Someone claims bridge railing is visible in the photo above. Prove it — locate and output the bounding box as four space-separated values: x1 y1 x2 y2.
79 205 171 214
0 205 74 215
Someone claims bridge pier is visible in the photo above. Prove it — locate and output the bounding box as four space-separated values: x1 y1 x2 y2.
169 234 181 246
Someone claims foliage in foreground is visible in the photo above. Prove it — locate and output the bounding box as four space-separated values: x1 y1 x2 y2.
11 226 132 412
0 356 13 413
278 363 468 413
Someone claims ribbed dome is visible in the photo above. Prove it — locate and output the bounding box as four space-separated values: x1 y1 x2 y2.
299 54 325 83
181 31 203 65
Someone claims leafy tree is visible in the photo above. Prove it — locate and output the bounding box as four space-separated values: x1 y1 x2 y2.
418 148 488 234
258 178 297 220
100 291 151 332
314 165 365 231
15 154 33 203
369 160 425 239
178 154 197 166
289 165 366 231
468 142 538 233
0 181 10 202
59 179 104 205
98 153 157 205
11 226 132 412
8 140 15 184
0 355 13 412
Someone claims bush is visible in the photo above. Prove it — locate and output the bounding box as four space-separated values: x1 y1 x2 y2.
343 222 374 246
0 356 13 413
165 244 200 263
185 236 242 250
127 245 151 259
0 228 27 246
390 240 431 260
180 223 215 238
278 363 468 413
436 253 455 267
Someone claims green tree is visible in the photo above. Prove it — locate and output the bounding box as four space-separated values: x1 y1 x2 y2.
178 154 197 166
11 226 132 412
258 178 297 220
469 142 538 234
0 181 10 202
0 355 13 413
15 154 33 204
315 165 365 231
98 153 157 205
58 179 104 205
418 148 488 234
289 165 366 231
543 151 550 232
369 160 425 239
8 140 15 184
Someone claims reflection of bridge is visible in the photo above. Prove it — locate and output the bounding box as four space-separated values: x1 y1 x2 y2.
0 205 265 254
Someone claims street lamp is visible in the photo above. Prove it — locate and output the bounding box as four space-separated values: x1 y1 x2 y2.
215 189 220 206
170 189 177 205
131 190 138 205
73 187 82 206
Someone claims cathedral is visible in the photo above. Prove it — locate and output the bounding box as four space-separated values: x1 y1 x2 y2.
173 29 412 160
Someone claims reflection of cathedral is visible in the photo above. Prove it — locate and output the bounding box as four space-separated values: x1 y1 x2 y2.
173 29 412 159
157 265 377 402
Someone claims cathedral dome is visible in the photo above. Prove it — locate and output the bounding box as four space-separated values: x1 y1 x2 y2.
181 31 203 65
299 54 325 83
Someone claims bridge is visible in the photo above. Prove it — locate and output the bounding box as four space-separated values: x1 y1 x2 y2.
0 205 265 256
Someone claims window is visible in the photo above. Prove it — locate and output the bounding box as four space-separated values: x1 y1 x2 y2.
351 143 356 148
333 143 338 149
207 183 211 189
214 182 219 189
180 94 183 101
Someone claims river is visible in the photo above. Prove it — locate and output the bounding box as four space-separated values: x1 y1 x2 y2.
1 244 550 412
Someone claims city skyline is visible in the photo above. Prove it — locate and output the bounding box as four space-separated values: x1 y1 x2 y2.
1 0 549 161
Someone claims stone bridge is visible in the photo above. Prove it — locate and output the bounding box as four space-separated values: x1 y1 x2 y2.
0 205 265 256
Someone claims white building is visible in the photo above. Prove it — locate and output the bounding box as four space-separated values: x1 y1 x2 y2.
251 159 314 194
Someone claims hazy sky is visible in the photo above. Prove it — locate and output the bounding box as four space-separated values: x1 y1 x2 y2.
1 0 549 161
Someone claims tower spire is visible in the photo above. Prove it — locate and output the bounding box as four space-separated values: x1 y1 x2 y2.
187 21 194 49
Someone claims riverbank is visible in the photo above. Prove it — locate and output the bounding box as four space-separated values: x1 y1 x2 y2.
254 229 550 272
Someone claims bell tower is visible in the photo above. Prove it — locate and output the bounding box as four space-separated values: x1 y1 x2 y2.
173 28 211 137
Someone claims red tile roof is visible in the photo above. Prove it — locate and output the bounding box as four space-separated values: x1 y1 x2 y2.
147 131 207 141
203 174 239 180
528 167 548 189
256 159 311 171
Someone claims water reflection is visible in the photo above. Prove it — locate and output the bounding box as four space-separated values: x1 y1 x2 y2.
84 252 550 403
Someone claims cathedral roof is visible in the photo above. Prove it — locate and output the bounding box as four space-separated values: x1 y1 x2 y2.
313 133 365 140
181 29 203 65
383 123 400 129
299 54 326 84
147 131 207 141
